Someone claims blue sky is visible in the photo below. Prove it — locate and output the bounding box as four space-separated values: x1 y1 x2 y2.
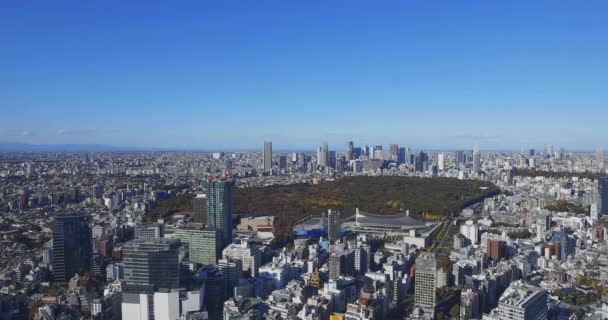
1 0 607 151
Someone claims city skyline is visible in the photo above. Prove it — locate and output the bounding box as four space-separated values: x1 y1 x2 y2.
2 1 608 150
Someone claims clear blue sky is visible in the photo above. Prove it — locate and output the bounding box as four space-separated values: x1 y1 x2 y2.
1 0 607 150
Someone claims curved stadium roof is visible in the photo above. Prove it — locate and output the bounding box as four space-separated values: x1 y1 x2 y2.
356 209 426 227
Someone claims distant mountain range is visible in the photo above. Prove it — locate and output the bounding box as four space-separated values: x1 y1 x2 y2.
0 142 147 152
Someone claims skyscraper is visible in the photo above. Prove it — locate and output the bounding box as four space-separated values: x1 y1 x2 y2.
346 141 354 161
192 194 207 224
599 177 608 216
202 266 227 320
546 144 553 158
373 145 383 159
52 213 93 285
415 252 437 317
218 258 242 298
327 209 341 243
416 151 428 172
473 144 481 173
328 248 355 279
318 143 329 167
389 144 399 161
263 141 272 172
454 150 465 169
123 238 181 289
437 153 445 171
278 155 287 171
398 147 406 165
597 148 605 171
174 224 221 265
203 179 235 248
329 150 337 169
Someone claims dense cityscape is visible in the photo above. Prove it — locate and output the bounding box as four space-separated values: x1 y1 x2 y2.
3 1 607 319
1 142 608 319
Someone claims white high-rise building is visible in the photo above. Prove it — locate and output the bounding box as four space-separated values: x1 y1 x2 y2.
472 144 481 173
264 141 273 172
437 153 445 171
459 220 478 245
597 148 605 171
317 143 329 167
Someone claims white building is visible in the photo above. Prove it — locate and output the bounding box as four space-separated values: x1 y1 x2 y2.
222 241 261 277
460 220 479 245
437 153 445 171
153 291 180 320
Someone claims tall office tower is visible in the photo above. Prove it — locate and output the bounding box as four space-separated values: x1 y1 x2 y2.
123 238 181 289
416 151 428 172
491 282 547 320
437 153 445 171
174 224 221 265
600 177 608 216
352 147 362 160
203 178 234 248
297 152 306 168
263 140 273 172
389 144 399 161
292 152 298 163
336 155 345 173
454 150 465 169
397 147 406 165
415 252 438 317
529 148 535 156
404 146 412 165
192 194 207 224
346 141 354 161
329 150 337 169
363 145 370 157
460 220 479 244
373 145 383 159
473 144 481 173
52 213 93 285
134 222 164 239
279 155 287 170
597 148 605 171
328 248 355 279
317 143 329 167
354 244 370 275
218 258 242 298
223 241 262 277
546 144 553 158
202 266 227 320
327 209 341 243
